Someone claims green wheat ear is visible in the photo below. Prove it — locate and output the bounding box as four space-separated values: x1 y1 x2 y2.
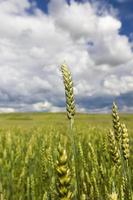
108 129 121 167
61 64 76 120
112 102 121 142
121 123 130 161
56 144 72 200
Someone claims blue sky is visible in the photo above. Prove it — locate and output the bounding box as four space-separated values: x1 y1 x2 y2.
0 0 133 113
104 0 133 37
33 0 133 37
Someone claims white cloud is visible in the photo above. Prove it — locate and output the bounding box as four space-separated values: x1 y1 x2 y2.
0 0 133 113
0 107 15 113
121 105 133 113
0 0 30 14
103 75 133 96
32 101 65 112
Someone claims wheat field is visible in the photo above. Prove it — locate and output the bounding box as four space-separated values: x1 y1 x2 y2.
0 64 133 200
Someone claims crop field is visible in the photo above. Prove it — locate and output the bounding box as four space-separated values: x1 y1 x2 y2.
0 112 133 200
0 64 133 200
0 112 133 131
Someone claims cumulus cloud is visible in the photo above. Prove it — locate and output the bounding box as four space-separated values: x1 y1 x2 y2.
0 0 133 113
104 75 133 96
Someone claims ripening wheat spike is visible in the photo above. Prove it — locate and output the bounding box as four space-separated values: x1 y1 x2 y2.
61 64 75 121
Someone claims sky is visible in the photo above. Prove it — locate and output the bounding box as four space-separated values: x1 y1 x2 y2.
0 0 133 113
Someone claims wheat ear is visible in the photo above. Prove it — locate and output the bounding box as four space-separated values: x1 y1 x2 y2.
56 144 72 200
61 64 75 124
121 123 129 161
109 192 118 200
108 130 121 167
112 102 121 142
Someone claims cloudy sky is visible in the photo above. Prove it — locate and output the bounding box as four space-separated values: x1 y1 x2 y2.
0 0 133 113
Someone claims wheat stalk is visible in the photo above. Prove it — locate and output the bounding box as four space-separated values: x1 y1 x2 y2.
61 63 80 198
122 175 132 200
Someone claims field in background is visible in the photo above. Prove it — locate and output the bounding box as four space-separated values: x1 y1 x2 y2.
0 112 133 199
0 112 133 130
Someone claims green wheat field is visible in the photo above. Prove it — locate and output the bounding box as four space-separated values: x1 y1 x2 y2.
0 65 133 200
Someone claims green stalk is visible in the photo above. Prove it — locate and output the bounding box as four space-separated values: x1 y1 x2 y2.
61 63 80 199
